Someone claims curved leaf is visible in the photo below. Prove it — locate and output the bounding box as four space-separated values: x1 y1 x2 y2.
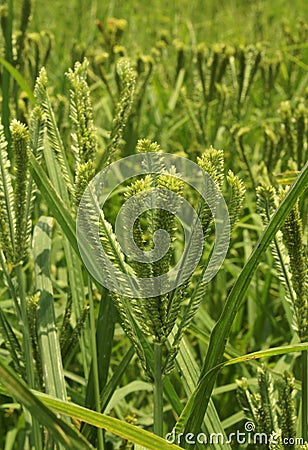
36 392 182 450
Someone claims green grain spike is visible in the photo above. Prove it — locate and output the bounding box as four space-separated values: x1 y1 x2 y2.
74 161 95 206
27 293 43 387
256 184 301 335
197 147 224 231
61 303 89 364
236 377 259 423
99 58 136 168
257 366 279 436
226 169 245 230
10 119 30 263
66 59 97 166
0 124 15 262
277 372 297 448
34 67 73 192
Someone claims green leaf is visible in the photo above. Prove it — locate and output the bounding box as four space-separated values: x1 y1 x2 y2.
33 216 67 401
0 308 23 376
223 342 308 367
35 391 182 450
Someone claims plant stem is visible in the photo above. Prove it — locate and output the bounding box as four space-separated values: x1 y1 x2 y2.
153 342 163 437
16 263 42 449
302 350 308 441
88 276 104 450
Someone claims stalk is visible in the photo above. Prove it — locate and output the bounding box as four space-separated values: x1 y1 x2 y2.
16 263 42 449
302 350 308 441
153 342 163 437
88 276 104 450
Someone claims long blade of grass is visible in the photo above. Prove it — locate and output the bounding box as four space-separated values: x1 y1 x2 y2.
29 153 92 370
168 68 185 111
33 216 67 401
223 342 308 367
35 391 182 450
182 160 308 438
0 357 94 449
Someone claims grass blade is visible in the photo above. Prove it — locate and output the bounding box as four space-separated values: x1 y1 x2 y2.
35 391 182 450
33 216 67 401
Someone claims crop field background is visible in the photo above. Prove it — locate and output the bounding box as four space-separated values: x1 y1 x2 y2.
0 0 307 449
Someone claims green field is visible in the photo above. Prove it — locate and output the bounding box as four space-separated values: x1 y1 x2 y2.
0 0 307 449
